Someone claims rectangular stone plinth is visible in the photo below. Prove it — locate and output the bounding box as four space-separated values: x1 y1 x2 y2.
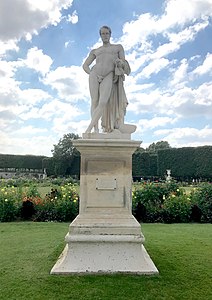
51 138 158 275
74 139 140 214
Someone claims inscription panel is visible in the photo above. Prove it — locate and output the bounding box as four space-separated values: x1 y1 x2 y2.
96 178 116 190
86 175 124 208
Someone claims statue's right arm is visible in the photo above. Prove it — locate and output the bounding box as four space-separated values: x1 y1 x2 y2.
82 50 96 74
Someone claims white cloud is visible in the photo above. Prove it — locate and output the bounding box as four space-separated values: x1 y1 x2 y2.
153 20 209 61
154 126 212 147
195 82 212 106
0 61 54 125
169 58 189 88
65 120 89 136
121 13 158 50
125 79 154 94
0 99 83 155
64 40 75 48
0 60 16 79
18 98 83 123
0 130 56 156
0 0 74 43
43 65 89 101
139 58 170 78
128 78 212 120
121 0 211 52
15 125 48 136
23 47 53 76
0 120 56 156
168 21 209 44
125 51 150 73
127 90 160 114
67 10 78 24
0 40 19 56
52 115 86 136
169 83 212 118
119 1 210 83
137 116 177 132
0 61 21 108
19 89 52 106
160 0 212 28
192 53 212 76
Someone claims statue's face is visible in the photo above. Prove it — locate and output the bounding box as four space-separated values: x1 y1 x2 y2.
100 28 111 43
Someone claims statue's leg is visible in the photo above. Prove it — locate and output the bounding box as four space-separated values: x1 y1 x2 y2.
89 72 99 132
85 72 113 133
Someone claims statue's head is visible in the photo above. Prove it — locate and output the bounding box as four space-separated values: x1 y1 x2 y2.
99 26 111 36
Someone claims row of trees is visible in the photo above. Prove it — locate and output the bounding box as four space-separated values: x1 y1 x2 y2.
133 145 212 180
157 146 212 180
1 134 211 180
45 134 211 181
0 154 45 171
44 136 171 178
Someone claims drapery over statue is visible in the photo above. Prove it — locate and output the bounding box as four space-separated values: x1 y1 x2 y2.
83 26 136 135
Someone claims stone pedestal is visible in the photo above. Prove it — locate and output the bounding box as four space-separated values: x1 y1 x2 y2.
51 136 158 275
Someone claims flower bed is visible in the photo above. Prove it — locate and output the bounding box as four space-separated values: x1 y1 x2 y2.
0 178 79 222
132 182 212 223
0 179 211 223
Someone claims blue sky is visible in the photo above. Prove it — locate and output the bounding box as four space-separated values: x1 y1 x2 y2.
0 0 211 156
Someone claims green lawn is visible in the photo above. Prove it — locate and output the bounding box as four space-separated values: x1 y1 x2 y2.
0 222 211 300
37 185 80 198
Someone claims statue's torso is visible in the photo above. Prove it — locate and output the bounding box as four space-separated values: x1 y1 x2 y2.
93 44 121 77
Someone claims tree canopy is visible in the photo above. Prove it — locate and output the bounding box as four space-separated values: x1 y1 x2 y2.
50 133 80 176
146 141 171 154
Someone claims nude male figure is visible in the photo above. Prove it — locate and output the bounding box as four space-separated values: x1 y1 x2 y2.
83 26 127 133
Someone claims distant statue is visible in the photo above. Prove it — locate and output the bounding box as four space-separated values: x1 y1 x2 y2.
166 169 171 182
83 26 132 134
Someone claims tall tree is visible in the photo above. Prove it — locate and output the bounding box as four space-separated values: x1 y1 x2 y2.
146 141 171 154
51 133 80 176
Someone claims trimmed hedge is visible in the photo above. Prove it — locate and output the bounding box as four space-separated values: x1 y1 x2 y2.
0 154 46 171
157 146 212 180
132 152 157 177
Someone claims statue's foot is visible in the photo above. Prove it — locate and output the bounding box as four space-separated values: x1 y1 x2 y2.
85 128 98 134
85 128 91 134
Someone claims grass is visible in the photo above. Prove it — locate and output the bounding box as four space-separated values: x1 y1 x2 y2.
0 222 211 300
37 186 54 198
31 184 80 198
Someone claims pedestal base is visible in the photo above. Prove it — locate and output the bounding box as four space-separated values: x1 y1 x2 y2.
51 138 158 275
51 235 158 275
51 213 158 275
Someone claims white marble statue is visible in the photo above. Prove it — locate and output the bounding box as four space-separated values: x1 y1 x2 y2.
83 26 131 134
